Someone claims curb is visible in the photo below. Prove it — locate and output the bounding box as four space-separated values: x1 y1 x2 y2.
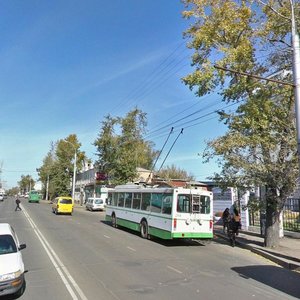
214 232 300 272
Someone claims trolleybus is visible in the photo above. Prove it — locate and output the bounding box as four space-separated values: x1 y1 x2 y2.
105 184 213 240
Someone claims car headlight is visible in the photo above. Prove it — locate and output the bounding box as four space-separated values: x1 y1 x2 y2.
0 270 22 282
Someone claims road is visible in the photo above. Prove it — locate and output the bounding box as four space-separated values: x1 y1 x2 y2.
0 197 299 300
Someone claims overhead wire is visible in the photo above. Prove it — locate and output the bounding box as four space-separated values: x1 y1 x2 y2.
146 97 226 138
157 128 184 173
146 127 174 183
109 41 190 115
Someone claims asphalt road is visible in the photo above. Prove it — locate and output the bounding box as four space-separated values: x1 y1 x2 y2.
0 197 299 300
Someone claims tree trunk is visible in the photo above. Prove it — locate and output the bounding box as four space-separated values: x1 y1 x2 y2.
264 203 280 248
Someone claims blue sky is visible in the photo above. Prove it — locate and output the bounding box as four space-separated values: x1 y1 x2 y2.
0 1 230 189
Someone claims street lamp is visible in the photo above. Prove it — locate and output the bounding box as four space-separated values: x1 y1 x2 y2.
63 139 77 202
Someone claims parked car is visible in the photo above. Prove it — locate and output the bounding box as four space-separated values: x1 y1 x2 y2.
0 223 26 297
52 196 73 215
85 197 105 211
0 194 3 201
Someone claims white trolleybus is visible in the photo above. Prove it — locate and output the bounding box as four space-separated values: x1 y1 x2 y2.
105 184 213 240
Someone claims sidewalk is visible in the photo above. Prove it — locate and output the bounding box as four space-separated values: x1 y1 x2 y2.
214 225 300 272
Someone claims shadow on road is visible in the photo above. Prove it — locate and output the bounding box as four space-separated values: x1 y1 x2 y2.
232 265 300 299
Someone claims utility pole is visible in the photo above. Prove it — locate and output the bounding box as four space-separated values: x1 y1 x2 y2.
46 174 49 201
290 0 300 166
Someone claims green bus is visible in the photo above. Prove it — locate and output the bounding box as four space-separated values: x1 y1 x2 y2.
28 190 40 203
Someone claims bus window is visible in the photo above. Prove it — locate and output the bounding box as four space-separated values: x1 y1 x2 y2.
151 193 162 213
132 193 141 210
192 195 201 213
118 193 125 207
108 193 113 205
177 195 191 213
200 196 210 214
112 193 118 206
141 193 151 211
125 193 132 208
162 194 172 215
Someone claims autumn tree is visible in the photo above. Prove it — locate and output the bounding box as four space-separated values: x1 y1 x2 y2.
94 108 157 184
157 164 195 181
182 0 299 247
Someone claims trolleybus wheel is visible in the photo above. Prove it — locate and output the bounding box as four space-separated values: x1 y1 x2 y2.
140 220 148 239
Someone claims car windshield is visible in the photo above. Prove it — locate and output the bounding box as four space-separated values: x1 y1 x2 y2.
95 199 103 204
0 235 17 255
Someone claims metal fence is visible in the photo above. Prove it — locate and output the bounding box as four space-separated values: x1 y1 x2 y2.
283 198 300 232
248 198 300 233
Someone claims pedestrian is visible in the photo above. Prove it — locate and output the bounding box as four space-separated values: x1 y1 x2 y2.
15 198 22 211
222 208 230 233
231 206 241 235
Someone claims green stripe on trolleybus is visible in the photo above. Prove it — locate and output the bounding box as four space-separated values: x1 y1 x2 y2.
105 215 213 240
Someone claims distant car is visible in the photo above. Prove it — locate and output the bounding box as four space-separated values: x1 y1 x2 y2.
0 223 26 297
0 195 3 201
85 197 105 211
52 196 73 215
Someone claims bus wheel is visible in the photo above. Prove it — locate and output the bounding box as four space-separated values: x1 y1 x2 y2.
112 214 117 228
140 220 148 239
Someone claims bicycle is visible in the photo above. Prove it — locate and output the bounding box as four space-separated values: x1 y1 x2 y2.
227 220 239 247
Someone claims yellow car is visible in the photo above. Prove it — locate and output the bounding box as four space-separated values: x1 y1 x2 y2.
52 196 73 215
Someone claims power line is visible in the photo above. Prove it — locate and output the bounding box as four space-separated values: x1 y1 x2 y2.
157 128 184 172
146 98 225 138
147 127 174 182
110 42 189 115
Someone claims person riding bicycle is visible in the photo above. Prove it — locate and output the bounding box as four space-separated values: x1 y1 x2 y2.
229 207 241 236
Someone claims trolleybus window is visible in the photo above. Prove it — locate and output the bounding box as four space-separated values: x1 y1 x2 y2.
200 195 210 214
151 193 162 213
125 193 132 208
118 193 125 207
162 194 172 215
141 193 151 211
177 195 191 213
132 193 141 210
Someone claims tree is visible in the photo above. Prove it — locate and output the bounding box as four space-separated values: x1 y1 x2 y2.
38 134 88 199
94 108 157 184
157 164 195 181
18 175 35 194
182 0 298 247
7 187 19 196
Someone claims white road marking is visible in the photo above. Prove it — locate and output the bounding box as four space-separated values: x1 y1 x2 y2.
104 235 111 239
167 265 183 274
22 207 88 300
127 246 136 252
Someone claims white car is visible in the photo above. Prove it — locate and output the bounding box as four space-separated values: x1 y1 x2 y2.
0 223 26 297
85 197 106 211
